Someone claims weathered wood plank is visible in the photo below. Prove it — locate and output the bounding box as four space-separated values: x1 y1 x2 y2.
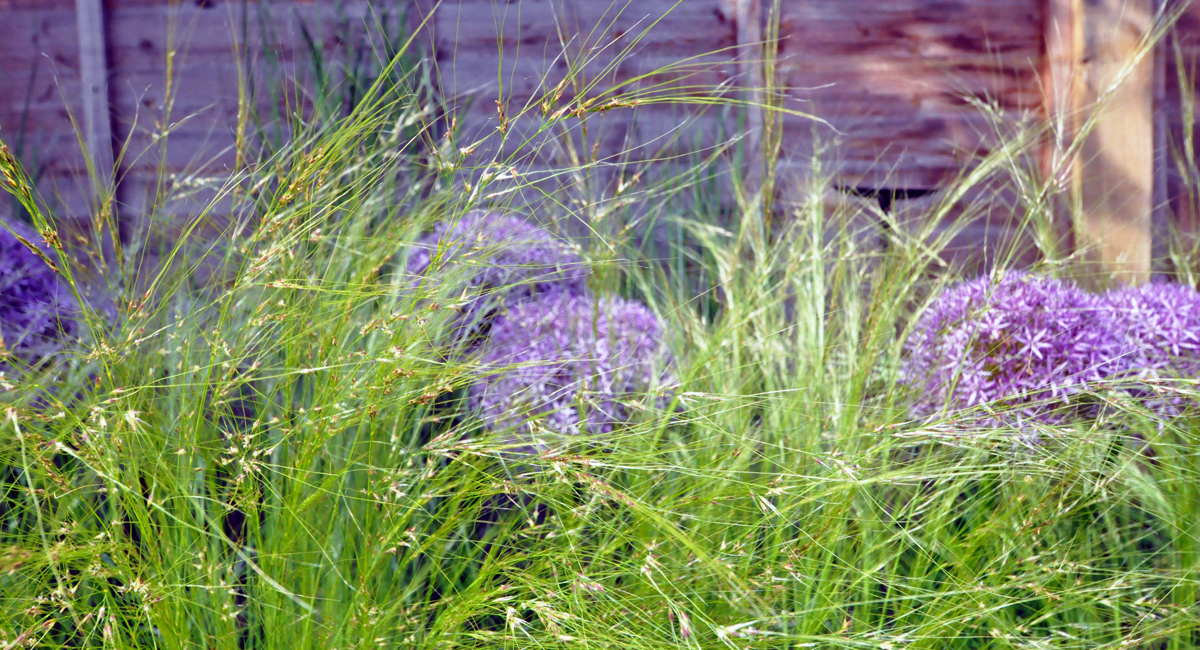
100 0 387 206
432 0 736 101
736 0 764 205
1075 0 1155 286
428 0 742 212
0 0 74 9
0 1 94 218
774 0 1045 190
75 0 115 197
0 0 1187 259
1039 0 1081 260
1162 4 1200 236
1042 0 1081 114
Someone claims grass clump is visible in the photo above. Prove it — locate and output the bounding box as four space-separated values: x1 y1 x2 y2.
0 4 1199 650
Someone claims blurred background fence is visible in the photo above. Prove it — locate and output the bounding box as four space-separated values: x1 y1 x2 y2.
4 0 1200 278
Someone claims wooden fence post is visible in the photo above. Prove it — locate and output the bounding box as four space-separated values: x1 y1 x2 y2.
1042 0 1082 210
1079 0 1155 287
1043 0 1157 288
75 0 115 200
736 0 764 212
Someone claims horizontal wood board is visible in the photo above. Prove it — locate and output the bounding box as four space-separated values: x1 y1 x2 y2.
773 0 1045 190
0 0 1192 269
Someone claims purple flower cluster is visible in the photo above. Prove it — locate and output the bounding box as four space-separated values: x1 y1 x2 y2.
408 210 674 445
1103 282 1200 378
467 293 674 444
1 221 77 368
1101 281 1200 415
406 211 587 341
902 272 1130 425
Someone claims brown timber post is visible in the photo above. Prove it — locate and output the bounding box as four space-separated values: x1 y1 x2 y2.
1042 0 1083 260
75 0 115 200
736 0 765 214
1080 0 1155 287
1044 0 1156 288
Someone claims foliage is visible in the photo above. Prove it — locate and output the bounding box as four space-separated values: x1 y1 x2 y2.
0 2 1199 650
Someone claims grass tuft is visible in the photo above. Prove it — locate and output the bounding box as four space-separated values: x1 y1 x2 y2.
1 2 1200 649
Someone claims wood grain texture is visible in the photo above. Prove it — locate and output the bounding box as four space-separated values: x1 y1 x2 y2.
429 0 740 211
1041 0 1080 188
1161 3 1200 242
1075 0 1154 286
736 0 764 204
774 0 1044 189
1040 0 1081 262
75 0 115 194
0 0 396 224
1152 0 1168 272
102 0 390 223
0 0 1190 266
0 0 75 9
0 2 93 222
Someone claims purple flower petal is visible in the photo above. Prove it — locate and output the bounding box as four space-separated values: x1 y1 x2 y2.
1 220 77 369
467 293 674 445
1101 281 1200 415
405 210 587 343
901 272 1130 427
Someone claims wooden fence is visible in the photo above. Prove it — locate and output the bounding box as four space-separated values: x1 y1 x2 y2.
3 0 1199 282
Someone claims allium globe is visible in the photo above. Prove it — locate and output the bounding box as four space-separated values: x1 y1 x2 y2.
1 221 77 367
467 292 674 447
901 272 1130 425
1102 281 1200 415
406 211 587 342
1103 282 1200 376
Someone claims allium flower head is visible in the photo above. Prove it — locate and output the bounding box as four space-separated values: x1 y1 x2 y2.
1102 281 1200 415
1 220 77 367
468 293 674 448
1103 281 1200 377
901 272 1129 425
406 211 586 341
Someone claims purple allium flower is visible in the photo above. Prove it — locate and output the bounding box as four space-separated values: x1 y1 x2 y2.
1103 282 1200 376
406 211 587 342
901 272 1130 426
1 220 77 368
1102 281 1200 415
467 293 674 447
